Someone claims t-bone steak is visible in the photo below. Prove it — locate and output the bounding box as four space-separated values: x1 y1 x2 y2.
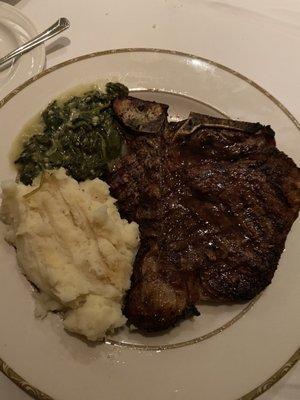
107 96 300 332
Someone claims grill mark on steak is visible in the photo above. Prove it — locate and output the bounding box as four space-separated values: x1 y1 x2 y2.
107 97 300 332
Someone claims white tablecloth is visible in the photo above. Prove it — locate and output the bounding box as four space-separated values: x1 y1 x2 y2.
0 0 299 399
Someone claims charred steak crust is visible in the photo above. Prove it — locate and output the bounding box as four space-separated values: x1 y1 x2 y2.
108 97 300 332
113 96 168 134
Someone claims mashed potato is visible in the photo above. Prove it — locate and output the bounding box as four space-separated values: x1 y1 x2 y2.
0 168 139 341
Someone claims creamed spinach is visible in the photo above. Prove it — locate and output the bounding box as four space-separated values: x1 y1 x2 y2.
15 82 128 185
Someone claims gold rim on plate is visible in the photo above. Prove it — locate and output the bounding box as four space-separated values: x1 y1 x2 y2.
0 48 299 400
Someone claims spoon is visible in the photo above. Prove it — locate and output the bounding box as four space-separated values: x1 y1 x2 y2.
0 17 70 68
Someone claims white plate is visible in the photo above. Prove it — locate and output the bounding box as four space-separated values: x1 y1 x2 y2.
0 49 299 400
0 2 45 99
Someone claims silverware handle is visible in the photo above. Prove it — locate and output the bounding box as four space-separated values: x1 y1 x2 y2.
0 18 70 66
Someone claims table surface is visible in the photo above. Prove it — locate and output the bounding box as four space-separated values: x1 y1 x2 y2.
0 0 299 399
